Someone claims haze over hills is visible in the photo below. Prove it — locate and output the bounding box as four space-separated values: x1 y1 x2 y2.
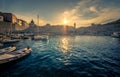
76 19 120 36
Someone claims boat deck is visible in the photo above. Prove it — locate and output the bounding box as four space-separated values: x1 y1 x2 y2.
0 48 31 64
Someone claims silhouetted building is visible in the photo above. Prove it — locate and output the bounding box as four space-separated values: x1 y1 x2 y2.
74 22 76 29
17 19 22 26
0 12 17 24
26 19 38 33
0 16 3 21
0 11 29 33
17 19 28 26
29 19 35 27
16 19 29 30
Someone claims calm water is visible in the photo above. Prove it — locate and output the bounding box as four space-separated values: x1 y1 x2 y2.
0 36 120 77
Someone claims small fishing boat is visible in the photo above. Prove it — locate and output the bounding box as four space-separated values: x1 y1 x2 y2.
1 39 20 44
111 32 120 38
11 36 21 39
32 35 48 41
0 45 16 54
0 47 32 69
21 35 30 39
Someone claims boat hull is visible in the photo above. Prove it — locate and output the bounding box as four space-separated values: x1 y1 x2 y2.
32 35 48 41
111 32 120 38
0 50 31 70
2 40 20 44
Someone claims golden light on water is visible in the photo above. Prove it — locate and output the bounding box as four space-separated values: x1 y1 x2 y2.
63 26 67 35
60 38 69 53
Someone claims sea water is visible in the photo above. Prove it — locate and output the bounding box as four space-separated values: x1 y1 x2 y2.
0 36 120 77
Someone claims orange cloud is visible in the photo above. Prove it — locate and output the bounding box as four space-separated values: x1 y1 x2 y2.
52 0 120 28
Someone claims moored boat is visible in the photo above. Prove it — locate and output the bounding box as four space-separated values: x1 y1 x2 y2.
11 36 21 39
21 35 30 39
1 39 20 44
0 47 32 69
32 35 48 41
0 45 16 54
111 32 120 38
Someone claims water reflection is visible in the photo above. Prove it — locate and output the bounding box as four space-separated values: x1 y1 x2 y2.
60 37 69 53
1 36 120 77
63 26 67 35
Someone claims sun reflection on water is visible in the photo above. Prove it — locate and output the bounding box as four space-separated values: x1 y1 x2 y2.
60 37 69 53
59 37 72 65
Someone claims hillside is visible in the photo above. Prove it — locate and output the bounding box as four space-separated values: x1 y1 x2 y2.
76 19 120 36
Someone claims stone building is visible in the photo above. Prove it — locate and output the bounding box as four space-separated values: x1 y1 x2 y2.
0 16 3 21
0 12 29 33
0 12 17 24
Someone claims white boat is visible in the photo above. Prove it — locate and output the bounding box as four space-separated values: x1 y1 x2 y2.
0 46 16 54
1 39 20 44
32 35 48 41
111 32 120 38
11 35 22 39
0 47 32 68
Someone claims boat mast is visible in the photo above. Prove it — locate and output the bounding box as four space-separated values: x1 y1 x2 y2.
37 14 39 26
37 14 39 34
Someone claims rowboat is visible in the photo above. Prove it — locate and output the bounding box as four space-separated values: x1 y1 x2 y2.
1 39 20 44
32 35 48 41
0 45 16 54
0 47 32 69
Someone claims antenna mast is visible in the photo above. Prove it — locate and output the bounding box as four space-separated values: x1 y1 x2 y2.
37 14 39 26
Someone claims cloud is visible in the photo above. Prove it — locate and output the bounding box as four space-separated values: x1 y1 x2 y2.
89 6 98 13
16 14 47 26
89 8 120 24
14 0 120 27
54 0 120 27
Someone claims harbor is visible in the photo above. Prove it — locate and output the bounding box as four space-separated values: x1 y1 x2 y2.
0 36 120 77
0 0 120 77
0 33 48 69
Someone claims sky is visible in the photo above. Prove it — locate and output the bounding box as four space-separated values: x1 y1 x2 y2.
0 0 120 27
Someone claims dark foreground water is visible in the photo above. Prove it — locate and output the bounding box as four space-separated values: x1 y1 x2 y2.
0 36 120 77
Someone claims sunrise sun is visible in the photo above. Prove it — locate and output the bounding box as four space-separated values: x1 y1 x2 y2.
63 19 68 25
